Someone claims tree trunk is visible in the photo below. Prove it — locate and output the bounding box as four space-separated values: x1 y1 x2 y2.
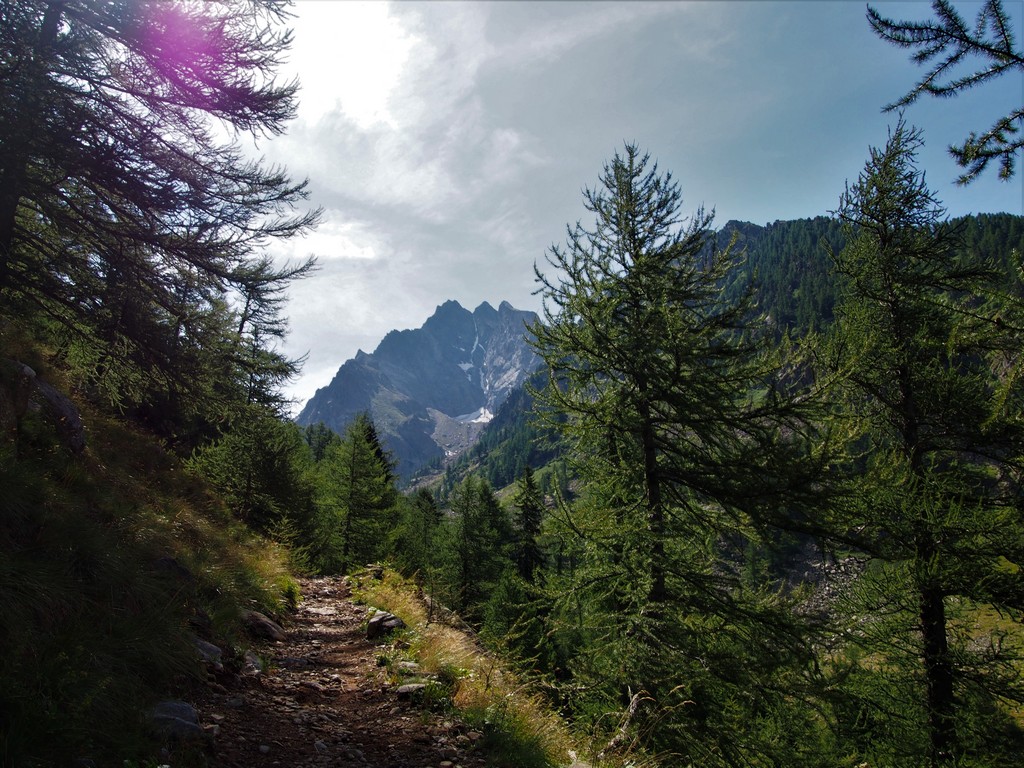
921 579 955 765
901 358 954 763
0 2 63 290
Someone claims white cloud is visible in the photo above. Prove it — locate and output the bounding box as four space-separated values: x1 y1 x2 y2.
287 1 415 129
266 213 385 269
268 0 1024 411
487 2 683 69
270 4 552 229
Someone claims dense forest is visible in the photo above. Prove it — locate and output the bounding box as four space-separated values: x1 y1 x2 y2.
3 1 1024 766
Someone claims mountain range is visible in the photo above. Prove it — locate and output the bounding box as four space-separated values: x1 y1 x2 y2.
296 299 540 479
297 214 1024 486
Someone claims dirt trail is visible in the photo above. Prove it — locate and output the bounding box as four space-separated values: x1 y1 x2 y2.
194 577 486 768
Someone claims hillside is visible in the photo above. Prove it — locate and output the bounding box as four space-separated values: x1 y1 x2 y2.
719 212 1024 332
0 352 297 766
428 370 567 499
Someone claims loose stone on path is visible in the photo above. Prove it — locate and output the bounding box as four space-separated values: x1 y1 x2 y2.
191 576 487 768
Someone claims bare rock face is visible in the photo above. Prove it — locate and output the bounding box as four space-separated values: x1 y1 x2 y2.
296 300 539 479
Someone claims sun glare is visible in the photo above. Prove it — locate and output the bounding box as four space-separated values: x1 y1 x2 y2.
288 1 414 129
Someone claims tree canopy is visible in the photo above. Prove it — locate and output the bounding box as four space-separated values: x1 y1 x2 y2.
530 144 831 763
820 118 1024 764
0 0 318 441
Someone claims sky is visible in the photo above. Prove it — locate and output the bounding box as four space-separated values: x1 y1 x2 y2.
257 0 1024 410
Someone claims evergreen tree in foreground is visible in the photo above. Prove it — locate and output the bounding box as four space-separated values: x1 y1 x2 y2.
821 119 1024 765
868 0 1024 183
314 413 398 574
0 0 318 445
531 144 831 764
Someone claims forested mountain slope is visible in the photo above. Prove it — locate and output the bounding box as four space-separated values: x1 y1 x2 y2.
439 212 1024 494
0 351 297 765
720 213 1024 332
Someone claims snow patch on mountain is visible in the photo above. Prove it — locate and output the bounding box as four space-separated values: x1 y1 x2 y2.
456 407 493 424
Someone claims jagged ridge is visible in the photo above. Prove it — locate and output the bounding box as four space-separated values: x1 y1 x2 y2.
296 300 540 480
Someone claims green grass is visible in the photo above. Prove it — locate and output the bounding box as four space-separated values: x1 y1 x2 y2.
0 367 295 767
355 568 659 768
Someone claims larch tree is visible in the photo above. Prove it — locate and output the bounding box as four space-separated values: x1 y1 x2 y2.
437 475 512 622
868 0 1024 183
531 144 833 764
187 413 313 534
314 413 398 574
481 465 553 669
513 465 546 584
388 487 443 580
233 254 318 415
0 0 318 440
821 119 1024 765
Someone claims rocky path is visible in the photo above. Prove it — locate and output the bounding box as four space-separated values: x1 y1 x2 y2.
194 577 487 768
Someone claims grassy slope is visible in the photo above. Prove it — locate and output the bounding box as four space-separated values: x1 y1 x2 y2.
356 569 659 768
0 354 296 767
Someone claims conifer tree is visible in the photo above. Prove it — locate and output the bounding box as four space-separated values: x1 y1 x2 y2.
389 488 443 579
0 0 316 287
187 411 314 533
233 255 318 415
512 466 546 583
531 144 830 763
480 466 556 670
821 119 1024 764
868 0 1024 183
303 423 342 463
314 413 398 574
0 0 318 441
437 476 512 621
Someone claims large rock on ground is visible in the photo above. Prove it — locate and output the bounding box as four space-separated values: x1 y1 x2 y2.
0 359 35 441
0 359 86 454
366 609 405 640
242 610 287 642
33 378 85 453
149 700 204 744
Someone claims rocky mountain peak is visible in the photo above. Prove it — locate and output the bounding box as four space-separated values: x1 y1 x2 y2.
473 300 497 318
296 300 540 480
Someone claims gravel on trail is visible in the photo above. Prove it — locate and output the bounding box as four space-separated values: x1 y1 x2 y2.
192 577 487 768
